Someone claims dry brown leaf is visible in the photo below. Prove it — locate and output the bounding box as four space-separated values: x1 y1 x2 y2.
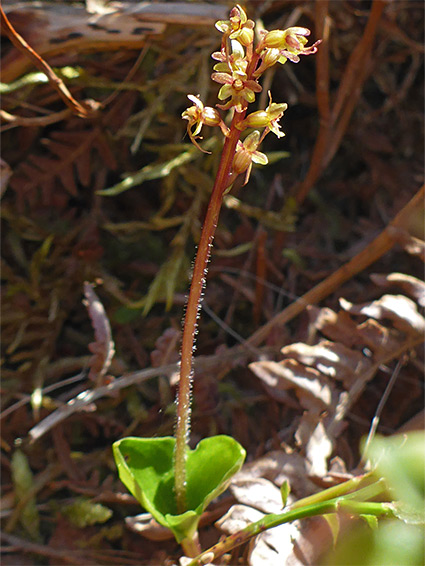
217 450 323 566
307 306 360 347
340 294 425 335
295 416 333 478
125 513 172 541
280 341 371 389
234 450 317 500
229 477 284 514
10 129 117 209
150 326 181 367
249 359 335 414
83 281 115 385
370 273 425 307
355 318 401 357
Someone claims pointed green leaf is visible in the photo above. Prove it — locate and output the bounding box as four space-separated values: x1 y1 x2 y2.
323 513 340 547
360 514 379 530
113 435 245 543
11 450 40 541
280 479 290 508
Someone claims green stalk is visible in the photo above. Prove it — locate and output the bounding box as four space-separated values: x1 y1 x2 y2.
290 473 375 509
187 485 394 566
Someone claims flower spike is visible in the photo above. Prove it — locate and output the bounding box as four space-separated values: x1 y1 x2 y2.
175 5 321 535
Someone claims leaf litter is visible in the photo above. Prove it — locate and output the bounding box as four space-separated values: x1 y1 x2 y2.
1 1 424 565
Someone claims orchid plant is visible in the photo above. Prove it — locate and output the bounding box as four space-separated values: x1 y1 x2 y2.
113 5 322 558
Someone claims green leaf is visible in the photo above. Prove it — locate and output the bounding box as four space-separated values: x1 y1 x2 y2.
113 435 246 543
365 432 425 517
11 450 40 541
63 497 113 527
142 248 190 315
323 513 340 547
98 138 216 196
360 514 379 530
280 479 290 508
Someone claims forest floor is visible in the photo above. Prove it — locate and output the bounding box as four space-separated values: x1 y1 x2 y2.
1 1 424 564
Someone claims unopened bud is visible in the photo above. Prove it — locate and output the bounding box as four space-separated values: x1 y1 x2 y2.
254 48 281 76
237 110 270 129
232 148 253 175
263 30 287 49
202 107 221 127
238 26 254 47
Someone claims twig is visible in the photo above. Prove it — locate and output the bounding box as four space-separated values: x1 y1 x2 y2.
293 0 386 204
361 357 404 464
0 371 86 420
0 108 71 130
0 5 93 118
27 345 255 443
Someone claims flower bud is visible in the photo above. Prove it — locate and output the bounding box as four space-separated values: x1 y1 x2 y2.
232 130 268 175
232 147 254 175
237 26 254 47
202 107 221 127
254 48 281 77
237 110 270 129
263 30 287 49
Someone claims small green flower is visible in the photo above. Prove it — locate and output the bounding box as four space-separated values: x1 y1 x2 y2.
237 92 287 138
212 40 247 75
215 4 255 47
258 26 321 64
182 95 222 152
212 47 262 113
232 130 268 184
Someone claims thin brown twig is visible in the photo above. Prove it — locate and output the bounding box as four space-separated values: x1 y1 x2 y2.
324 0 386 169
0 4 94 118
0 108 71 130
293 0 386 204
291 1 331 206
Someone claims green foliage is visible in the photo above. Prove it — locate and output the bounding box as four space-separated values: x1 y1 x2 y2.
99 141 216 197
367 431 424 517
113 435 246 543
324 520 424 566
323 513 340 547
142 248 190 315
323 432 425 565
280 479 290 508
11 450 40 541
63 497 113 527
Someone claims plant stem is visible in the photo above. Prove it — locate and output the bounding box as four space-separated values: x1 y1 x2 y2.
181 535 202 558
290 473 374 509
174 50 260 515
187 488 395 566
174 116 243 514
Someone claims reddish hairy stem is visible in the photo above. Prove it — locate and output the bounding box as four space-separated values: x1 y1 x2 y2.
174 118 242 513
174 51 260 515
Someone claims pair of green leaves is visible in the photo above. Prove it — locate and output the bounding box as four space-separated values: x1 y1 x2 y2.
113 435 245 543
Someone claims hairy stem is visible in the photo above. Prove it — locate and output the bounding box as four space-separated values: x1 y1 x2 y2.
174 116 243 513
174 50 260 516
